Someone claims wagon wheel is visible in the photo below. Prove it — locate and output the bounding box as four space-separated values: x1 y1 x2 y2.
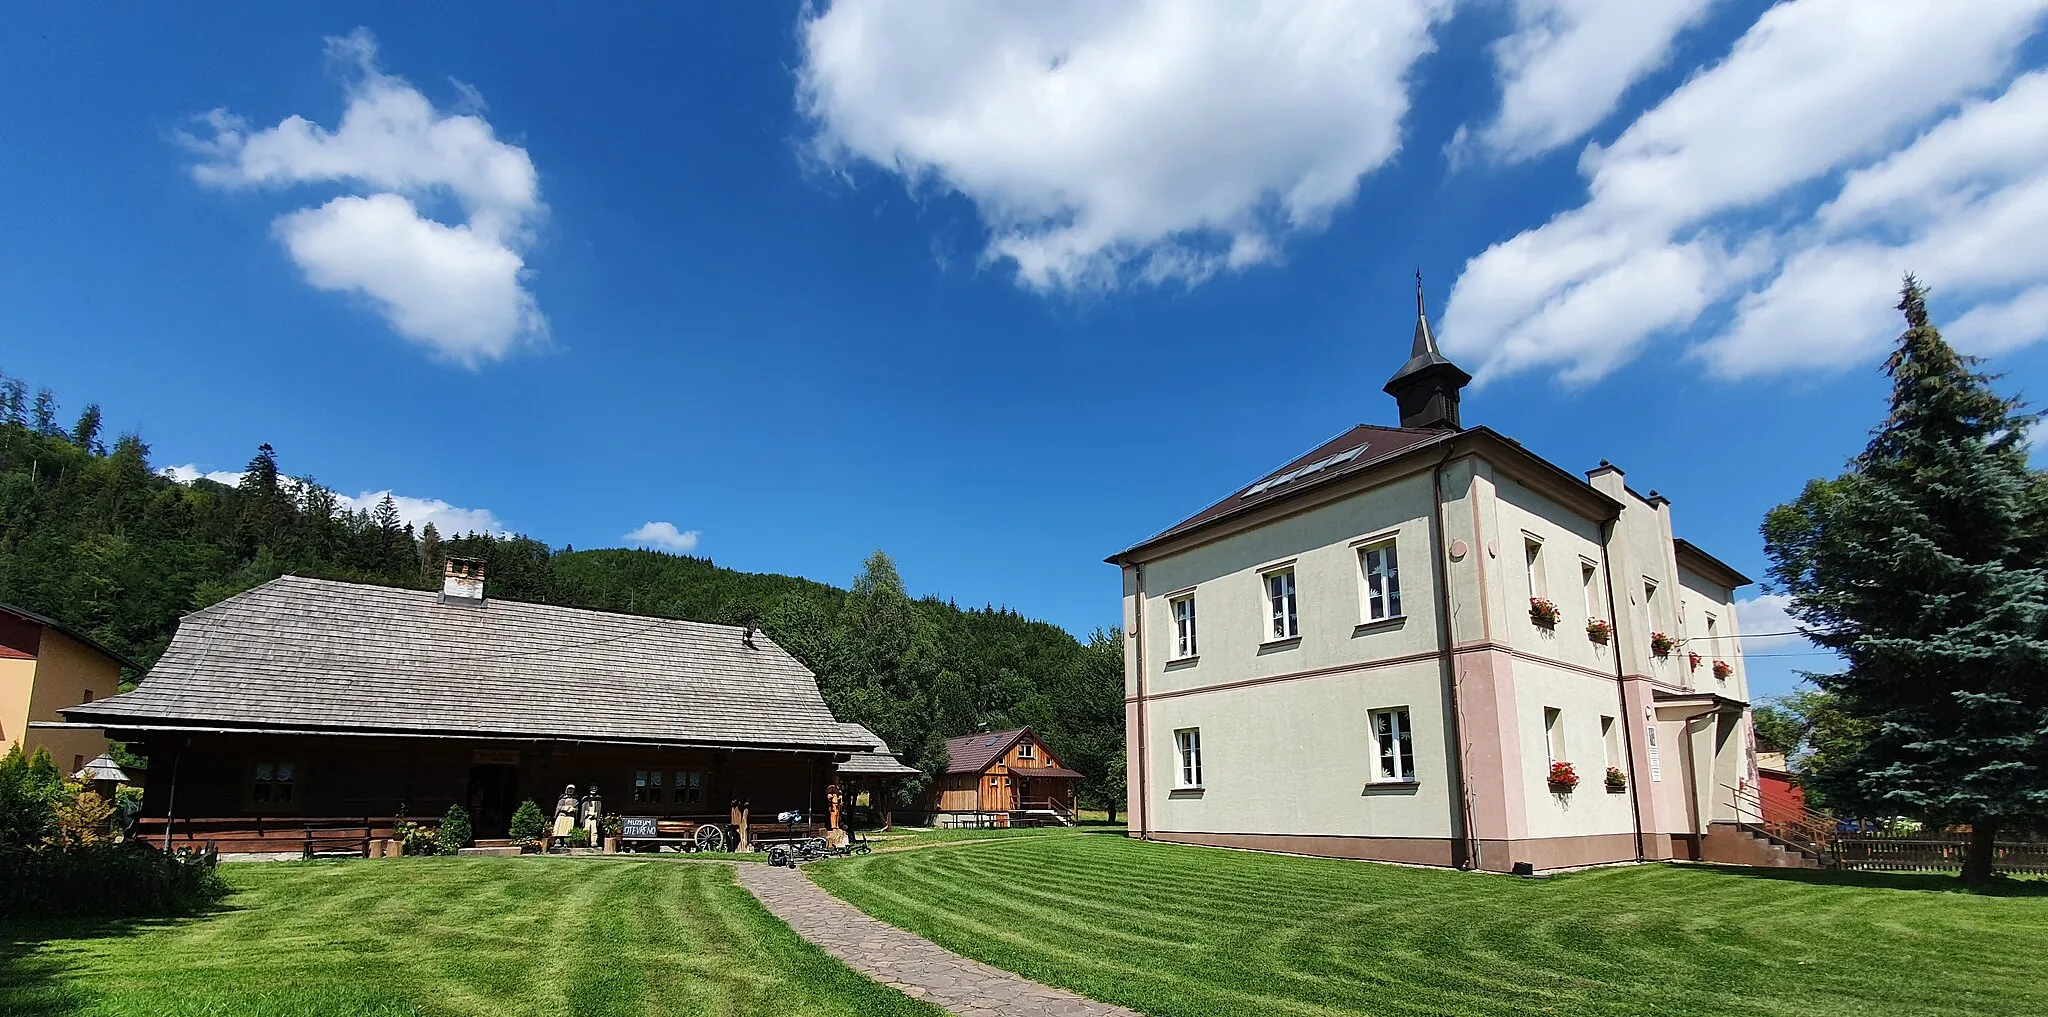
694 824 727 852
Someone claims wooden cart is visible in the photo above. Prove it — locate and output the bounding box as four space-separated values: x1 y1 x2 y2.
617 815 736 853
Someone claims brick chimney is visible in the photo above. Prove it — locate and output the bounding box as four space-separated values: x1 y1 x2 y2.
441 556 486 606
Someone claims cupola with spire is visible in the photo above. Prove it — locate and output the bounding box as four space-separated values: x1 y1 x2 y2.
1383 274 1471 430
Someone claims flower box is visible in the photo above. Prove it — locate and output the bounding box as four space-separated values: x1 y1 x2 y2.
1530 597 1560 629
1547 761 1579 794
1586 618 1612 644
1712 660 1734 681
1688 650 1702 672
1651 632 1676 658
1604 767 1627 793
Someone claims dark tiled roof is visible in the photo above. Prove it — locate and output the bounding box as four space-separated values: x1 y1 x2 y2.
0 602 143 672
62 576 871 752
943 727 1031 774
1110 423 1451 561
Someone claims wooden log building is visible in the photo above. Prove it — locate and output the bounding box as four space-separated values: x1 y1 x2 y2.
49 562 912 854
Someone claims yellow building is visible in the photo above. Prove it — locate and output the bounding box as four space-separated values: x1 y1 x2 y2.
1 602 135 775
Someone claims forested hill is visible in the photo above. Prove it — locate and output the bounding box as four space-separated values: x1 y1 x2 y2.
0 370 1125 808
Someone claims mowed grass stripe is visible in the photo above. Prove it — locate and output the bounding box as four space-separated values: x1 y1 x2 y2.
3 857 946 1017
810 833 2048 1017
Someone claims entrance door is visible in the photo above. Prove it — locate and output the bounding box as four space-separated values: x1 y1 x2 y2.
1018 776 1033 809
467 765 521 838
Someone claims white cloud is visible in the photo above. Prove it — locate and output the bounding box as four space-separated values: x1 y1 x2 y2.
159 466 505 535
796 0 1448 291
186 28 546 367
1734 593 1816 653
625 521 701 552
340 490 506 536
160 464 248 486
1463 0 1717 163
1441 0 2048 383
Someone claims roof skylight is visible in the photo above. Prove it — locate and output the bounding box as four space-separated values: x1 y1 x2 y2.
1241 444 1366 499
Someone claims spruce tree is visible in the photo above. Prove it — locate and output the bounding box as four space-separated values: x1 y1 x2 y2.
1763 277 2048 884
30 387 59 435
71 403 104 455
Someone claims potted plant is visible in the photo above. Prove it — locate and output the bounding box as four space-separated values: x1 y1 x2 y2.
1604 766 1627 793
1586 618 1612 644
567 825 592 850
1650 632 1676 658
602 815 624 854
1712 659 1734 681
1529 597 1560 629
1688 650 1702 672
1546 761 1579 794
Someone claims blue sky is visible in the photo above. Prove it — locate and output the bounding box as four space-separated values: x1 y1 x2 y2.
6 2 2047 702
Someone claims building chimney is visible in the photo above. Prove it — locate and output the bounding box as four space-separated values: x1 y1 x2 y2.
1383 273 1471 430
441 556 486 606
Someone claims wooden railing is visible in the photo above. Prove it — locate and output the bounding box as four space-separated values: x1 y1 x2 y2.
1724 784 1838 861
134 815 426 857
1722 783 2048 875
1012 798 1075 825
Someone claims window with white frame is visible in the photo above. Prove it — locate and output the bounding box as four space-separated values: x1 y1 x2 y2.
1601 716 1620 770
1643 578 1659 623
250 761 295 804
1581 560 1599 617
673 770 704 805
1544 707 1565 764
1525 537 1547 597
1174 728 1203 787
1264 568 1298 640
1170 594 1198 659
1360 541 1401 622
1017 740 1035 759
1373 708 1415 782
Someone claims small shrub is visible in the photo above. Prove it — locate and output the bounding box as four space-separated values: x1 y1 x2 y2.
508 799 545 847
602 815 623 840
392 805 439 856
567 825 591 848
438 805 473 854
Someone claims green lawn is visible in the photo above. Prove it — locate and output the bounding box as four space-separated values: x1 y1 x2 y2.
810 831 2048 1017
2 856 941 1017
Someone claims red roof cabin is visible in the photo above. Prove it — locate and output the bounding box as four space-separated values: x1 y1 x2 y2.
921 727 1081 827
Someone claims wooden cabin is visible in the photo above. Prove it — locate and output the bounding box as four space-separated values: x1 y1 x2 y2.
922 727 1081 827
48 567 907 856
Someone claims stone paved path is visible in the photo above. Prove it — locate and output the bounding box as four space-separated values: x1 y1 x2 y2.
733 862 1141 1017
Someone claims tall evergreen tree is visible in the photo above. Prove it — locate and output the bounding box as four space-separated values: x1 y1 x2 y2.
1762 277 2048 884
71 403 104 455
418 521 444 582
0 374 26 426
30 388 59 436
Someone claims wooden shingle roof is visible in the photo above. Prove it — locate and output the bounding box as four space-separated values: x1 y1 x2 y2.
835 724 921 776
62 575 871 752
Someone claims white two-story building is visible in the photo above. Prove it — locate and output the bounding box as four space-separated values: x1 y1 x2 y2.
1108 291 1758 872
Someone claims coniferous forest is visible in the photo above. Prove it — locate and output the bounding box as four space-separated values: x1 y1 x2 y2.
0 369 1126 812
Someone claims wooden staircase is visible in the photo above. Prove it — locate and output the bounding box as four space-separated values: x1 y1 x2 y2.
1010 799 1076 827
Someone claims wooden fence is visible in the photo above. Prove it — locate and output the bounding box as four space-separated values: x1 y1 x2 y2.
1832 832 2048 875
